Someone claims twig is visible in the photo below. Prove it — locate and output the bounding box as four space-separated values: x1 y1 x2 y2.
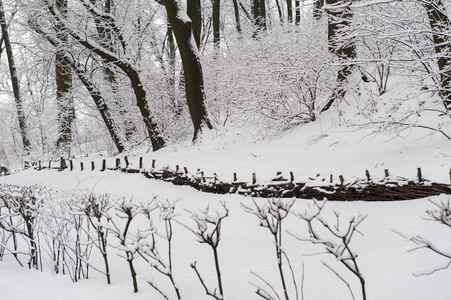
191 261 223 300
322 261 356 300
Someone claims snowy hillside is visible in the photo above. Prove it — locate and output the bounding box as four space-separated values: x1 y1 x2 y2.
1 78 451 300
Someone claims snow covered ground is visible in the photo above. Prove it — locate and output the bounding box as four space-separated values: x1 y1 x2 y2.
1 83 451 300
1 169 451 300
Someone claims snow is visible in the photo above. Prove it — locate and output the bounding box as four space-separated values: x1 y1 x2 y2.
1 81 451 299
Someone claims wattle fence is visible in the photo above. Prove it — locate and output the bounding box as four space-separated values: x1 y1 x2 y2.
23 156 451 201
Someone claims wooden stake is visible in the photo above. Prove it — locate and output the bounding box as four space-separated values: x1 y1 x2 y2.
252 173 256 184
201 171 205 183
80 162 84 171
339 175 344 186
69 160 73 171
384 169 389 177
290 172 294 183
91 161 95 171
417 167 422 182
38 160 41 170
330 174 333 184
233 173 237 182
152 159 156 169
124 156 129 168
176 165 179 172
139 157 143 169
60 157 66 171
48 160 51 169
101 159 106 172
184 167 188 174
365 170 370 181
116 158 121 169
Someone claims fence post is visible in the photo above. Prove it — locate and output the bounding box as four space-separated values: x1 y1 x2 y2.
60 157 67 171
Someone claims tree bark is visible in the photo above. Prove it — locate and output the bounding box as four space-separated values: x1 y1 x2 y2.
422 0 451 111
232 0 242 34
213 0 221 47
321 0 356 113
187 0 202 49
55 0 75 153
0 0 31 154
252 0 266 36
163 0 212 141
287 0 293 23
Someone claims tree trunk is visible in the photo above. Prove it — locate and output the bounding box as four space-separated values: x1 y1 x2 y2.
232 0 242 34
422 0 451 111
313 0 324 20
187 0 202 49
295 0 301 24
91 0 138 141
252 0 266 36
0 0 31 154
163 0 212 141
321 0 356 113
213 0 221 47
55 0 75 153
287 0 293 23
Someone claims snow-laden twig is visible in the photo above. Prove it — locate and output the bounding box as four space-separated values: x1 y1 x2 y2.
243 198 295 300
177 201 228 299
395 198 451 276
290 199 367 300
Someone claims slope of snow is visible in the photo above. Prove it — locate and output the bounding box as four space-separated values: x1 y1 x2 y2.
1 78 451 300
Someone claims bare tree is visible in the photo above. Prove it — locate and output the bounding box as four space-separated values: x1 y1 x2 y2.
29 21 126 153
290 200 367 300
54 0 75 153
420 0 451 111
397 199 451 276
321 0 356 113
242 198 295 300
42 0 166 150
178 202 229 299
162 0 213 141
0 0 31 154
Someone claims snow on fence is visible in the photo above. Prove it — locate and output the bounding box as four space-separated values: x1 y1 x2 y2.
23 157 451 201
